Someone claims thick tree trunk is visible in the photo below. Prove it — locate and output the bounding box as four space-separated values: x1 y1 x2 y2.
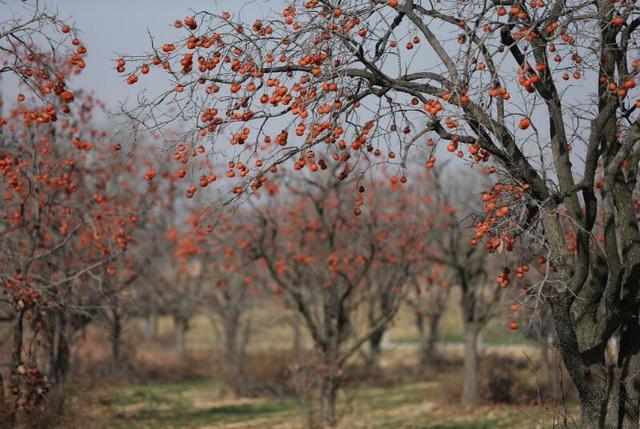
318 372 339 428
614 319 640 428
579 388 608 429
461 323 480 407
570 355 640 429
548 296 640 428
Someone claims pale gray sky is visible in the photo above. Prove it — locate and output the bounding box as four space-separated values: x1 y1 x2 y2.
1 0 272 110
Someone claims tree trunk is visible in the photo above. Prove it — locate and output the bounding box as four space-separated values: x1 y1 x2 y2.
175 316 189 355
291 316 303 360
365 325 385 369
548 294 608 428
318 372 339 428
143 311 158 339
42 309 70 386
420 314 442 367
52 310 70 385
0 372 6 426
111 308 122 363
614 318 640 428
222 315 246 395
579 387 608 429
569 354 640 429
151 312 159 337
461 323 480 407
0 372 13 429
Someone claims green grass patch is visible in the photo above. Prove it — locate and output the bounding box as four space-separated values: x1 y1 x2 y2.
94 376 561 429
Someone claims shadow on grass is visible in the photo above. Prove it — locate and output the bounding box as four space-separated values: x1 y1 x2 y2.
108 398 296 428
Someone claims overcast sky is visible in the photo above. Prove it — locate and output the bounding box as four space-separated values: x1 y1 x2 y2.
1 0 271 111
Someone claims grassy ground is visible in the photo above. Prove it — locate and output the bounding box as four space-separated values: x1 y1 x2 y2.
92 375 568 429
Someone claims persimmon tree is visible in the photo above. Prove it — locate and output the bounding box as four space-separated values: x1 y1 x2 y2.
171 211 260 393
153 218 210 356
128 175 206 355
250 174 422 426
0 2 152 420
359 175 434 369
0 0 81 103
122 1 640 426
406 264 451 367
135 178 260 390
0 92 148 420
398 169 452 368
88 150 160 365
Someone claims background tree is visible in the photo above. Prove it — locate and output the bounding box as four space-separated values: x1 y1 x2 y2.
406 264 451 368
359 177 431 369
427 170 506 406
204 215 261 396
250 173 422 426
169 209 259 393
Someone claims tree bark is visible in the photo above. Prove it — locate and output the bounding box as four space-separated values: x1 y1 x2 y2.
318 371 339 428
111 308 122 363
549 296 624 429
291 316 303 360
41 308 70 386
151 312 159 338
52 310 70 385
615 319 640 428
579 389 608 429
461 322 480 407
0 372 5 426
365 325 385 370
222 314 247 395
143 311 159 339
420 314 442 367
175 316 189 355
567 349 640 429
